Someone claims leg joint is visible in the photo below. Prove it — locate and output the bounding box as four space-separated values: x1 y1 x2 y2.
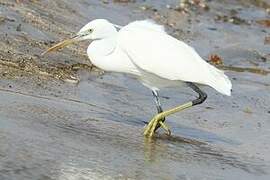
186 82 207 106
192 92 207 105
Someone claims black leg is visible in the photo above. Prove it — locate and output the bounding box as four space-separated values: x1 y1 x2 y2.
152 90 165 131
152 90 163 113
186 82 207 106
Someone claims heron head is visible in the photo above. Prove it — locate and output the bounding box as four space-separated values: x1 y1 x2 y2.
42 19 120 55
77 19 118 40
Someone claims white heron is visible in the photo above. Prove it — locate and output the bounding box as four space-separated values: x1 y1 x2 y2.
42 19 232 137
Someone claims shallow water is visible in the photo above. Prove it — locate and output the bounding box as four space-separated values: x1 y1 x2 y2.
0 0 270 179
0 73 269 180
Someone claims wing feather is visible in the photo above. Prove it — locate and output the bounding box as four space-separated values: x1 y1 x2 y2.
118 21 232 95
122 20 166 33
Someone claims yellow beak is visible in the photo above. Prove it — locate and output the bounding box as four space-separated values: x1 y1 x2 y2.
41 36 79 56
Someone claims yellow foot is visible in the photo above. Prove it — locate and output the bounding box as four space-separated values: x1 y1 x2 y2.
143 114 171 137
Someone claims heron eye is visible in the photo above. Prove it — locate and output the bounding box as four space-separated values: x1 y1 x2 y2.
89 29 93 33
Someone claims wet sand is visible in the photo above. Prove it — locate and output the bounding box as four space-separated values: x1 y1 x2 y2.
0 0 270 179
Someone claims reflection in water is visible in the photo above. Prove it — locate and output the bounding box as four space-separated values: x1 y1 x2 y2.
143 134 268 175
52 116 269 179
144 137 161 162
143 134 204 163
55 133 268 180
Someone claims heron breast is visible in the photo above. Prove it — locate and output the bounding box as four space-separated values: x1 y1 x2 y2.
87 43 140 76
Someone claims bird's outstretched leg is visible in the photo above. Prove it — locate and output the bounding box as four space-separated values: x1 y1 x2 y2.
144 82 207 137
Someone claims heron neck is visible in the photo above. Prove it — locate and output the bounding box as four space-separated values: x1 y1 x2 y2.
88 36 117 56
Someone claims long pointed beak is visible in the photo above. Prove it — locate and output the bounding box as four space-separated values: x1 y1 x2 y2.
41 35 80 56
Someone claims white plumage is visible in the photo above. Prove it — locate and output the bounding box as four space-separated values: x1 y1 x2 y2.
87 19 232 96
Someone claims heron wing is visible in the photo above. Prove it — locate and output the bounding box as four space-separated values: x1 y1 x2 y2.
118 22 232 95
121 20 166 33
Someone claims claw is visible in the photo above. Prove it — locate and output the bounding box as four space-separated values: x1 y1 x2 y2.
159 121 171 136
144 114 171 137
144 101 194 138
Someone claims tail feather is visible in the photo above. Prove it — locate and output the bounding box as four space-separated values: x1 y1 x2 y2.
206 64 232 96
